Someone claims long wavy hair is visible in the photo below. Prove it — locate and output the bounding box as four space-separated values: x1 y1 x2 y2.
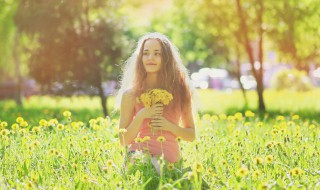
116 32 197 113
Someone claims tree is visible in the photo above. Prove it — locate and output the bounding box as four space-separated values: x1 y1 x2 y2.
266 0 320 70
0 0 23 105
236 0 266 111
15 0 126 116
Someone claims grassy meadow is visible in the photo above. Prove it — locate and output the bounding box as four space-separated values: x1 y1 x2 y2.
0 89 319 189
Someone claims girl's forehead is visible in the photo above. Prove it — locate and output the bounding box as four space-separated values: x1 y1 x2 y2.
143 39 162 50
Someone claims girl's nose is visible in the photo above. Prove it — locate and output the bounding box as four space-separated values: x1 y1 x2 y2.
148 54 154 59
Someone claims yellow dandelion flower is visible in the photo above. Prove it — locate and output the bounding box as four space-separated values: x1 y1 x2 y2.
167 163 175 171
69 142 74 147
116 181 122 188
257 122 264 127
266 142 275 148
20 121 28 127
221 160 228 165
287 121 295 126
0 121 8 128
92 124 102 130
157 136 166 143
119 128 127 133
31 140 40 147
207 168 213 174
273 124 280 130
48 149 56 156
252 170 262 179
32 127 41 133
1 129 10 136
244 122 251 127
106 159 113 167
57 124 64 131
101 166 108 172
234 129 240 136
309 124 315 129
39 119 48 127
71 122 79 129
11 123 20 130
276 115 285 121
236 167 249 177
77 121 84 127
295 131 301 138
280 128 287 134
202 114 211 120
234 112 243 120
81 175 89 182
176 136 183 142
271 129 278 135
219 114 227 120
49 118 58 126
292 115 299 120
19 128 28 134
290 167 304 176
25 181 33 189
265 155 274 164
194 162 204 173
82 149 90 156
82 136 88 141
245 110 255 117
16 117 24 123
210 115 219 122
253 157 264 165
143 136 151 142
63 111 71 117
89 119 97 126
227 115 235 121
134 137 143 143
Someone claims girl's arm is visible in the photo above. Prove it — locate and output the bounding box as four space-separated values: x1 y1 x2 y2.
151 101 196 142
119 91 163 146
174 101 196 141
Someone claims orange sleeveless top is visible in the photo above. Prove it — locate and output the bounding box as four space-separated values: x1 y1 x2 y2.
128 102 181 163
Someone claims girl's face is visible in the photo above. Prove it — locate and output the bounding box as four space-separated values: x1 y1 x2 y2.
142 39 162 73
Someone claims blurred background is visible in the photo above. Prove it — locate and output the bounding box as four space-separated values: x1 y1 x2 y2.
0 0 319 120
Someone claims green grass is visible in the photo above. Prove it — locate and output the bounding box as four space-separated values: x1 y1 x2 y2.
0 89 319 189
1 89 319 124
0 108 319 189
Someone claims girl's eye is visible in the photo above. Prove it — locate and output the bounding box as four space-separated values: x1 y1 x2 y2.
155 53 161 56
143 52 149 56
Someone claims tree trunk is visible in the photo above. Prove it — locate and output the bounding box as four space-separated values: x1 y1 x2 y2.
235 46 248 108
13 30 23 106
257 0 266 111
235 0 266 111
98 83 108 117
83 1 108 117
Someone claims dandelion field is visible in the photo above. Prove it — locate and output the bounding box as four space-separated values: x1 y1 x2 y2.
0 89 320 189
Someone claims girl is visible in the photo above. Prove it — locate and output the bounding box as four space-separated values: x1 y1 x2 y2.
116 32 196 168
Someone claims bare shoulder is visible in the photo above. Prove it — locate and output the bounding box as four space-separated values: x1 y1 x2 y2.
121 89 136 106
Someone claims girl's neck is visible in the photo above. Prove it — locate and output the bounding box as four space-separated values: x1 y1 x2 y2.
145 73 159 89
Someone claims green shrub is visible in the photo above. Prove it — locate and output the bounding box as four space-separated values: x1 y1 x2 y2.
271 69 313 91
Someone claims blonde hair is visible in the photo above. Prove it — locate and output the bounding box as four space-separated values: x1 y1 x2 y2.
115 32 198 114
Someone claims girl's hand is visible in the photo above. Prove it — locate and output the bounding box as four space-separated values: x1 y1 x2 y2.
150 116 174 132
137 103 163 120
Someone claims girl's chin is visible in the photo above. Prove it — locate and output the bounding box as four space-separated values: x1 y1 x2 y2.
145 70 160 73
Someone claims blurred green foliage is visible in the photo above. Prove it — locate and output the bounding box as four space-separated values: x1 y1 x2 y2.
271 69 313 92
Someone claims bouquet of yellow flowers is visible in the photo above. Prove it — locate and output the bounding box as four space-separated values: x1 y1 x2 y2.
136 89 173 108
